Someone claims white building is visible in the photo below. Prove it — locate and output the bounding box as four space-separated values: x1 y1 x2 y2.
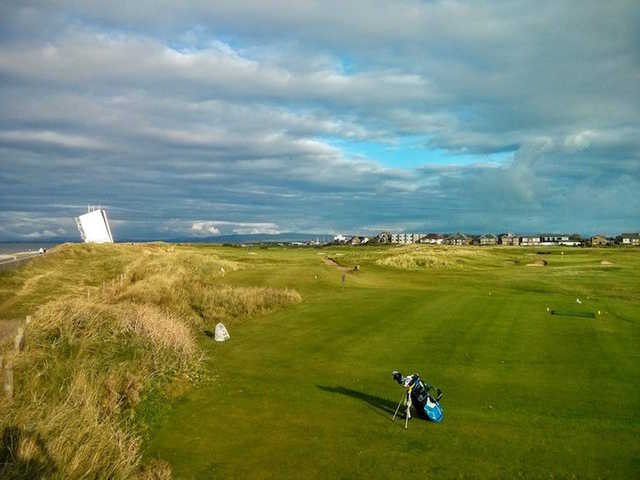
333 234 348 243
621 233 640 246
390 232 425 244
520 235 541 246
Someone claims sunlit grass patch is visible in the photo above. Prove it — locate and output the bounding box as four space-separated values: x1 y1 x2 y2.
376 245 490 270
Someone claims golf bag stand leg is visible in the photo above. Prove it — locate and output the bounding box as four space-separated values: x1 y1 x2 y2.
404 393 412 429
392 391 406 422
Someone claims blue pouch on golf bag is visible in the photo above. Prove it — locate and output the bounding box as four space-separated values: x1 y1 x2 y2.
424 398 443 422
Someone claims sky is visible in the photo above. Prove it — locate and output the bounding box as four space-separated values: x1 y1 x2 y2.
0 1 638 240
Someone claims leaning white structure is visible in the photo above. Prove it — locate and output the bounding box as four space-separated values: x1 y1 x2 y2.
75 207 114 243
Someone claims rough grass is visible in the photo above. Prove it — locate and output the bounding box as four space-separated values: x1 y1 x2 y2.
194 286 302 324
0 244 301 479
376 245 489 270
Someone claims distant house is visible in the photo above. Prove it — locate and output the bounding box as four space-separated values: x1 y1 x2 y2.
591 235 609 247
391 232 409 244
349 236 369 245
444 233 471 246
520 235 541 246
479 234 498 246
390 232 424 244
375 231 393 244
539 233 583 246
620 233 640 246
419 233 444 245
409 233 425 243
540 234 569 245
333 234 348 244
499 232 519 246
564 234 584 246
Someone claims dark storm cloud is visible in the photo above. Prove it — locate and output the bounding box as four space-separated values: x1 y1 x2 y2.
0 1 638 239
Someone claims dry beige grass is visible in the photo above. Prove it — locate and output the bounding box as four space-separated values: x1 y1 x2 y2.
376 246 489 270
526 259 548 267
1 297 191 478
124 304 196 359
197 286 302 323
9 372 140 478
0 245 301 478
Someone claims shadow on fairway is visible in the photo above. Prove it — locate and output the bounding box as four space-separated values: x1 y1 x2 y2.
317 385 399 419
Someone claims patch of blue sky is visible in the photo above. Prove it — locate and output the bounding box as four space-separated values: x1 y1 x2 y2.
169 27 240 54
339 55 358 74
322 135 514 168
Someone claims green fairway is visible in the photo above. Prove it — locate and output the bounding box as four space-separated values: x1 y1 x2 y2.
140 246 639 478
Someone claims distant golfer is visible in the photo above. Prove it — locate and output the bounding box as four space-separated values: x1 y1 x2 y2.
341 273 345 288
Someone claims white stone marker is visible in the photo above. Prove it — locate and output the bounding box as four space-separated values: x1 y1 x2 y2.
214 323 230 342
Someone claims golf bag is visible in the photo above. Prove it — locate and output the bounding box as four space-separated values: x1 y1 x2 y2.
392 371 443 423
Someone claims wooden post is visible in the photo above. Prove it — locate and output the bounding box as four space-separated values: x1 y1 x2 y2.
4 361 13 399
14 327 25 352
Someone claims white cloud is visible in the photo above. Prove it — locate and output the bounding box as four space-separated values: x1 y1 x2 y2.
0 129 107 150
0 2 638 239
190 221 280 236
191 222 221 235
232 226 280 235
564 130 598 152
24 229 62 238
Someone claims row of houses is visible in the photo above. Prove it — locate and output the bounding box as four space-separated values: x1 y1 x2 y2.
370 232 640 247
333 234 370 245
374 231 472 245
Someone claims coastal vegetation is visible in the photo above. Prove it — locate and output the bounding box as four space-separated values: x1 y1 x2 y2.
375 245 490 270
0 243 638 478
0 244 300 478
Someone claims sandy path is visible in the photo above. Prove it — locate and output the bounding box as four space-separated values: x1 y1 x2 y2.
322 257 352 271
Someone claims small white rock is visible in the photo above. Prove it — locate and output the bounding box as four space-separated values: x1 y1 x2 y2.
214 322 230 342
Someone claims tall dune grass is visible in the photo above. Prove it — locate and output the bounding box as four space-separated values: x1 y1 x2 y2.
376 246 489 270
0 245 301 478
195 286 302 323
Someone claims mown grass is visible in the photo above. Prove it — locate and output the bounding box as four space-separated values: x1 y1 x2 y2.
0 243 301 479
145 244 639 479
